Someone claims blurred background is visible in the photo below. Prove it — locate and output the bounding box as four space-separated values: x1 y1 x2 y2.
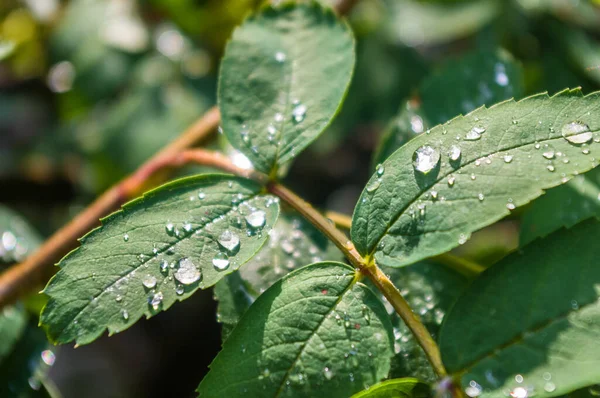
1 0 600 397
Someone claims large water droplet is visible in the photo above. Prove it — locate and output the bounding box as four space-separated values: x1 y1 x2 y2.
218 230 240 253
562 121 592 144
366 178 381 193
449 145 461 162
413 145 440 174
292 103 307 123
212 252 230 270
246 210 266 229
142 275 157 289
174 257 201 285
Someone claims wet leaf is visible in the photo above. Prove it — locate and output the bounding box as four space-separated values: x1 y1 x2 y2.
351 378 430 398
40 174 279 346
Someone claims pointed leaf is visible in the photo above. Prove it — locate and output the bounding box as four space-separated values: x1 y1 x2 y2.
219 2 355 174
41 174 279 346
0 205 42 266
439 220 600 397
198 262 394 398
351 378 430 398
214 211 343 340
352 89 600 267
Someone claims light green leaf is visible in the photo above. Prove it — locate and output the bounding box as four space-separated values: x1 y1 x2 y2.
0 305 28 363
439 220 600 398
219 2 355 174
373 49 523 167
385 0 500 47
40 174 279 346
520 168 600 246
214 211 343 340
198 262 394 398
351 378 430 398
0 205 42 266
352 88 600 267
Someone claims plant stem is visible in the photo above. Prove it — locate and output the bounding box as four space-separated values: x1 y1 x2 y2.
0 108 220 307
268 182 447 378
325 210 353 230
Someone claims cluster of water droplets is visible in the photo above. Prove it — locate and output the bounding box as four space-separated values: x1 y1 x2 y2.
0 228 32 263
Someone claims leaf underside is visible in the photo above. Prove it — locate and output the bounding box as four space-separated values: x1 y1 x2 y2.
41 174 279 346
439 219 600 397
198 262 394 398
352 88 600 268
219 2 355 174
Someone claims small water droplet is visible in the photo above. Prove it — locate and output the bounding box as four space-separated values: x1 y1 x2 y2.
543 151 555 159
504 154 513 163
507 202 516 210
449 145 462 162
544 382 556 393
571 299 579 310
546 165 555 172
218 230 240 253
150 292 163 310
41 350 56 366
142 275 157 289
413 145 440 174
448 175 456 186
176 285 184 295
430 190 438 200
323 367 334 380
478 193 484 201
160 259 169 273
198 192 205 200
213 252 230 270
246 210 266 229
562 121 592 144
509 387 529 398
165 223 175 235
175 257 201 285
515 374 524 383
122 309 129 320
465 126 486 140
123 233 129 242
465 380 483 397
376 163 385 176
583 148 591 155
275 51 286 62
292 103 307 123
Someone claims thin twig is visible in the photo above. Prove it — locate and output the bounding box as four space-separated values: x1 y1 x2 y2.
0 108 220 307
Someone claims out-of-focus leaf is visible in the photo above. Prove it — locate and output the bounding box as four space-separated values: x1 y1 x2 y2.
0 305 28 363
550 22 600 86
199 262 394 398
384 0 500 47
353 89 600 268
0 205 42 266
351 378 430 398
214 211 343 340
440 220 600 397
517 0 600 32
520 168 600 246
0 39 16 60
40 174 279 346
219 2 355 174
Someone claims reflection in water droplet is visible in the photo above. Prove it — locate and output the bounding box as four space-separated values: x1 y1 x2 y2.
213 252 230 270
413 145 440 174
562 121 592 144
175 257 201 285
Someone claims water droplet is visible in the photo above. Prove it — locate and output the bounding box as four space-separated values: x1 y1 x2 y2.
478 193 484 201
323 367 334 380
470 173 476 180
507 202 516 210
583 148 591 155
160 259 169 273
165 223 175 235
562 121 592 144
212 252 230 270
122 309 129 320
176 285 184 295
175 257 201 285
465 380 482 397
510 387 529 398
246 210 266 229
449 145 462 162
366 178 381 193
448 175 456 186
150 292 163 310
571 299 579 310
466 126 486 140
376 163 385 176
430 190 438 200
546 165 555 172
275 51 286 63
218 230 240 253
543 151 555 159
413 145 440 174
41 350 56 366
198 192 205 200
123 233 129 242
142 275 157 289
458 234 467 245
292 103 307 123
504 154 513 163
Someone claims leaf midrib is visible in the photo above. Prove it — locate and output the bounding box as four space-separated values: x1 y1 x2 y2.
367 105 600 257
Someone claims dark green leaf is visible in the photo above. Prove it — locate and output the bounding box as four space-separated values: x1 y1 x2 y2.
0 205 42 266
439 219 600 397
520 168 600 246
516 0 600 32
214 211 343 340
0 305 28 363
198 262 394 397
351 378 430 398
352 89 600 267
41 174 279 346
219 2 355 174
549 22 600 86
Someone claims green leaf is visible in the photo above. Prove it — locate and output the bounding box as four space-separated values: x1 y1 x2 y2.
520 168 600 246
352 88 600 267
439 219 600 397
0 305 28 363
0 205 42 266
516 0 600 32
385 0 500 47
219 2 355 174
549 22 600 86
198 262 394 398
214 211 343 340
0 40 16 61
40 174 279 346
351 378 430 398
373 49 524 166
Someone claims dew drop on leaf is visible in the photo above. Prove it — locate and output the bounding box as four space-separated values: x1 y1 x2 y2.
562 121 592 144
465 126 485 140
449 145 462 162
122 309 129 320
366 178 381 193
546 165 555 172
165 223 175 235
142 275 157 289
159 259 169 273
198 191 205 200
292 103 307 123
174 257 201 285
150 292 163 310
245 210 266 229
176 284 184 295
212 252 230 271
413 145 440 174
218 230 240 253
542 151 555 159
504 154 513 163
376 163 385 176
123 233 129 242
275 51 286 63
448 175 456 187
323 367 334 380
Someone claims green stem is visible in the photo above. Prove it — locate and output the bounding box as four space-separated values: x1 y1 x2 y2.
268 182 448 378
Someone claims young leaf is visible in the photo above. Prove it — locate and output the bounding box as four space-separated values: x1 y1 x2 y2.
351 378 430 398
198 262 394 398
439 219 600 397
0 204 42 266
214 211 343 340
219 2 355 174
520 169 600 246
40 174 279 346
352 89 600 268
